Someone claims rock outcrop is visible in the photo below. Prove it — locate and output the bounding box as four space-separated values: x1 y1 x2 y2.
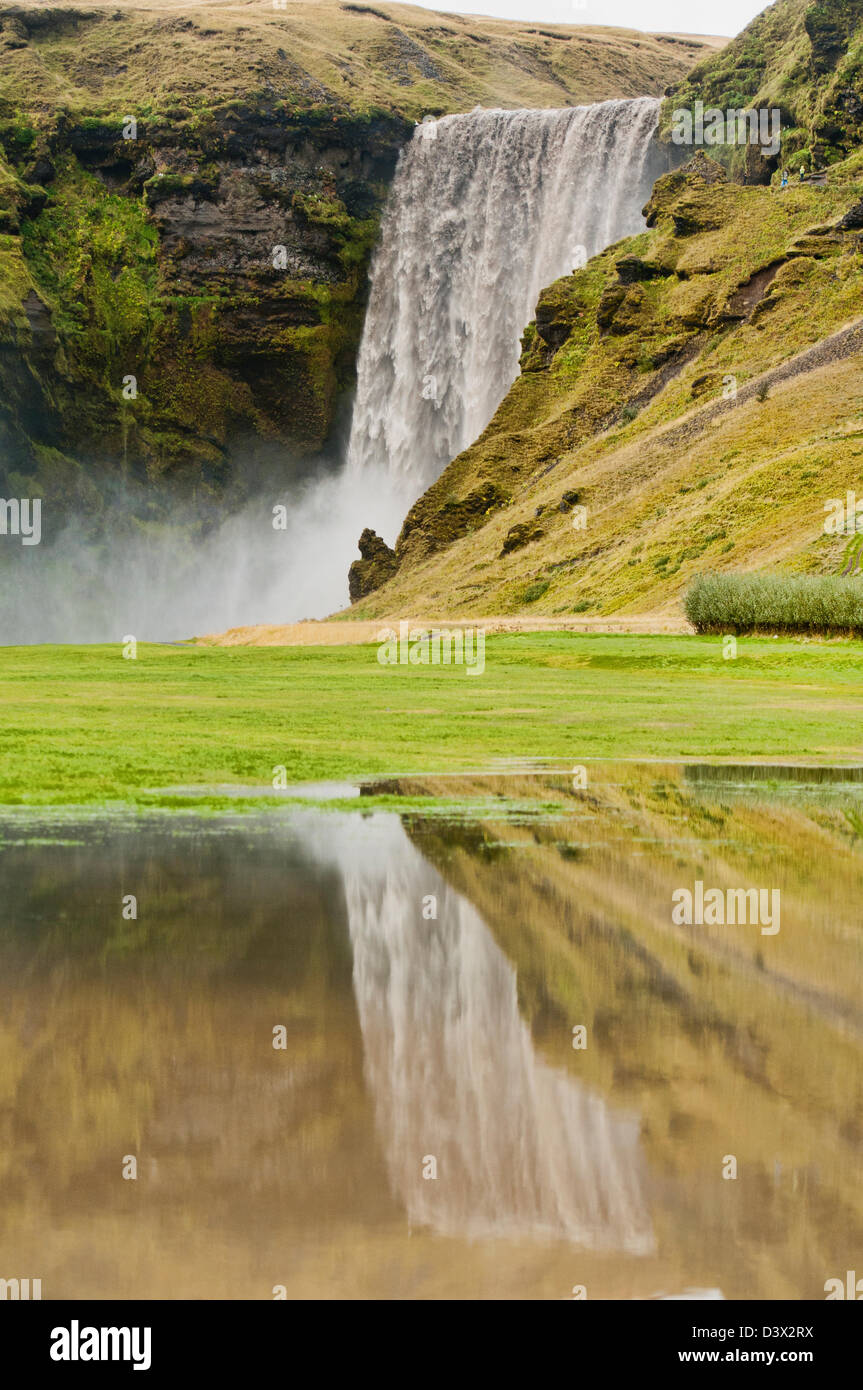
348 527 399 600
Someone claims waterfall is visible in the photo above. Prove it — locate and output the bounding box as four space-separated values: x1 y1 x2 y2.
347 97 664 524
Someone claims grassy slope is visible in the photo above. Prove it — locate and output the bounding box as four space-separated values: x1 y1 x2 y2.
0 634 862 805
350 151 863 622
0 2 714 121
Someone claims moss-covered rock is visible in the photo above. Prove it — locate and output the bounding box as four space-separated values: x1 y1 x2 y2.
348 527 399 600
500 519 545 556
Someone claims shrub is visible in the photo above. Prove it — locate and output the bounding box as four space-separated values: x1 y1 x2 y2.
685 572 863 635
521 579 550 603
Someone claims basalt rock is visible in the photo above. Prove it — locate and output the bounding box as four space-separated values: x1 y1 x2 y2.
596 284 628 333
615 254 673 283
837 197 863 230
348 528 399 601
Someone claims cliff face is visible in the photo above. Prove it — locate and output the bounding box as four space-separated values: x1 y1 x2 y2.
0 1 709 504
2 100 404 494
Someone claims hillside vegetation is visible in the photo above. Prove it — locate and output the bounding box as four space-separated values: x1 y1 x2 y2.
0 2 716 120
662 0 863 178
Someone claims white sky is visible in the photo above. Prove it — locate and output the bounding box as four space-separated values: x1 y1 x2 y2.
404 0 771 39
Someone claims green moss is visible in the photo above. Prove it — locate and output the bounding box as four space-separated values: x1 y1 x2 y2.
144 172 219 204
21 159 158 343
0 116 38 159
0 233 30 322
521 579 551 603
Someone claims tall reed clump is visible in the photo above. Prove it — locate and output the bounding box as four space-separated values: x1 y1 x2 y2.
685 573 863 636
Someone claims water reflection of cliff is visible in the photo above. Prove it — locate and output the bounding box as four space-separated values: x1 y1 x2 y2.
342 818 653 1252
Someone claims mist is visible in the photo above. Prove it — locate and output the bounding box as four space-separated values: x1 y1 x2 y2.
0 460 411 646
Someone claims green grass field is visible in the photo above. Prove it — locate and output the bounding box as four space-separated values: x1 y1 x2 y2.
0 633 861 806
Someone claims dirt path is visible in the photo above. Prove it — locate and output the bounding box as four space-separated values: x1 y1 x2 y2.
651 316 863 457
197 612 693 646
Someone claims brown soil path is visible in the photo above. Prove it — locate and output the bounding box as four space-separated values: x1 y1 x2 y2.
197 613 693 646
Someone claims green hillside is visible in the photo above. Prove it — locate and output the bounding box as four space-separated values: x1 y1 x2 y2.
662 0 863 178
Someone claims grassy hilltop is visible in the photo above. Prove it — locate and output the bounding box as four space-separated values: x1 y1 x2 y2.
0 1 716 120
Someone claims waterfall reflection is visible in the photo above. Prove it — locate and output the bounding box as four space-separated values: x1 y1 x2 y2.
339 816 654 1252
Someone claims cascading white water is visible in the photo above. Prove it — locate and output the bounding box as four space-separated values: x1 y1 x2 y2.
347 97 664 527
